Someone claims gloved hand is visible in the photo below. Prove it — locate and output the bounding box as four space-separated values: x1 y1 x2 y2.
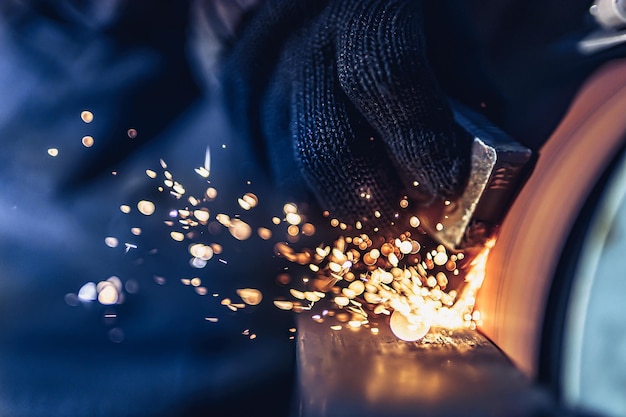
218 0 472 232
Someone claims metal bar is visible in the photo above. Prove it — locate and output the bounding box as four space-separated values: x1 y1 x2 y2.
294 303 556 417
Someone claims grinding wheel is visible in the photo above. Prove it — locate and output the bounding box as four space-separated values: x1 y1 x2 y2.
478 58 626 398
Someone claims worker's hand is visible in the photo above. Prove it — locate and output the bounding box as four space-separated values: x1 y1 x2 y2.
218 0 472 232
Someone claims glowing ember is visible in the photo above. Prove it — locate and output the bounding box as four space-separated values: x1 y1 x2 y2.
237 288 263 306
285 212 301 225
238 198 252 210
137 200 155 216
195 167 210 178
302 223 316 236
334 296 349 307
243 193 258 207
78 282 97 301
97 282 119 305
389 309 431 341
276 224 495 341
81 135 94 147
283 203 297 214
274 300 294 310
80 110 93 123
69 139 494 344
258 227 272 240
229 219 252 240
206 187 217 200
104 237 119 248
190 257 207 268
170 231 185 242
451 238 495 329
189 243 213 260
203 146 211 172
238 193 258 210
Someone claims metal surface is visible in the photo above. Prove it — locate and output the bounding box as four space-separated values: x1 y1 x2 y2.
294 303 555 417
418 104 532 251
478 59 626 379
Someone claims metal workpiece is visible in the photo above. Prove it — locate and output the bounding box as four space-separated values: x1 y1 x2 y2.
293 305 556 417
417 104 533 251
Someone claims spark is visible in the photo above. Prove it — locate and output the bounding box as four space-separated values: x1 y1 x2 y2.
104 237 119 248
82 136 94 147
204 146 211 174
137 200 155 216
124 243 137 253
237 288 263 305
80 111 93 123
276 222 496 340
73 144 495 344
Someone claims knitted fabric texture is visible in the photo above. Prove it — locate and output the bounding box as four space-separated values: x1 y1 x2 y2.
220 0 471 233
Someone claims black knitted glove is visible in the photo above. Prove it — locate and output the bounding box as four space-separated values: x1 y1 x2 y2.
219 0 471 232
